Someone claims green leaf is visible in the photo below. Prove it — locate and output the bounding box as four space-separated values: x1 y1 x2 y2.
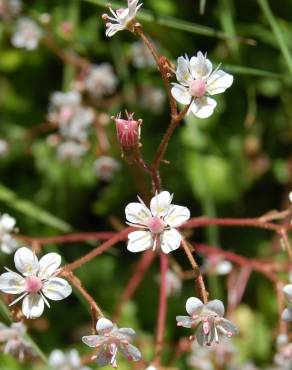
0 184 72 232
257 0 292 78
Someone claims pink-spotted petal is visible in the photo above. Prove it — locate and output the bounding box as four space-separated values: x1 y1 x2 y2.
164 205 190 227
0 271 25 294
38 253 61 279
150 191 172 218
160 228 181 254
119 343 141 362
207 70 233 95
125 202 151 226
14 247 39 276
22 294 44 319
42 277 72 301
127 231 153 253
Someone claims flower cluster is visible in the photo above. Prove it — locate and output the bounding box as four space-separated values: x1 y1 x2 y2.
171 52 233 118
125 191 190 254
49 349 90 370
0 0 21 19
0 213 19 254
82 317 141 368
176 297 238 346
0 247 72 319
11 17 42 50
48 91 94 163
0 321 33 361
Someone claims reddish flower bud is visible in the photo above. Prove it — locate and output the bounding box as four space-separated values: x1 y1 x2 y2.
113 111 141 149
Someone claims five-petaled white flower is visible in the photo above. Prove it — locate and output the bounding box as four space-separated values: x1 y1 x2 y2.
0 247 72 319
176 297 238 346
0 213 19 254
125 191 190 254
82 317 141 368
102 0 143 37
49 348 90 370
0 321 34 361
11 17 42 50
171 51 233 118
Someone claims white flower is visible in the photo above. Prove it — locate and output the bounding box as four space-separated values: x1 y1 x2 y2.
102 0 143 37
49 349 90 370
0 139 9 157
0 0 22 19
0 247 72 319
11 17 42 50
282 284 292 322
171 52 233 118
59 107 94 142
131 41 156 68
204 255 232 276
57 141 89 163
140 86 166 114
84 63 118 99
164 270 182 296
125 191 190 254
0 321 33 361
0 213 19 254
94 156 121 181
82 317 141 368
176 297 238 346
49 91 81 126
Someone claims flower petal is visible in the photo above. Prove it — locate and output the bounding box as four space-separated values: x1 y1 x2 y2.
186 297 204 315
218 318 238 335
215 261 233 275
176 315 194 328
176 56 193 86
282 308 292 322
207 70 233 95
196 322 215 346
283 284 292 300
95 347 111 366
117 328 136 338
125 201 151 225
164 205 190 227
119 343 141 362
14 247 39 276
190 52 212 80
127 231 153 253
82 335 105 347
190 97 217 119
96 318 114 334
0 214 16 231
42 277 72 301
171 83 192 105
0 271 25 294
206 300 225 316
160 228 182 254
150 191 172 218
38 253 61 279
22 294 44 319
49 349 66 366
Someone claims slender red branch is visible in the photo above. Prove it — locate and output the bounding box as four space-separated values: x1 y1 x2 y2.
154 252 168 364
114 250 156 321
60 227 132 272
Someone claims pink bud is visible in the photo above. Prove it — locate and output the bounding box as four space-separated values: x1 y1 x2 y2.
113 112 141 149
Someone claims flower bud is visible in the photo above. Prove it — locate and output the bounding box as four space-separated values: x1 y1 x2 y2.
113 112 141 149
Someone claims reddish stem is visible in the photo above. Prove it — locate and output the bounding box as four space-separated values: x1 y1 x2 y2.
114 250 156 321
154 252 168 364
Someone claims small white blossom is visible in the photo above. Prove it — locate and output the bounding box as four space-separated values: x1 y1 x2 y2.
0 321 33 361
59 107 94 142
102 0 143 37
94 156 121 181
171 51 233 118
0 213 19 254
0 247 72 319
11 17 42 50
164 270 182 296
203 255 233 276
0 0 22 19
140 86 166 114
176 297 238 346
84 63 118 99
82 317 141 368
0 139 9 157
131 41 156 68
49 349 90 370
281 284 292 322
125 191 190 254
57 141 89 164
274 342 292 370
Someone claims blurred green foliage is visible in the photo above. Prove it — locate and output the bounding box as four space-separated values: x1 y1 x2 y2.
0 0 292 368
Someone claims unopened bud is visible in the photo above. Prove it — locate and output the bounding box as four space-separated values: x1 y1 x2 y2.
113 111 141 149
